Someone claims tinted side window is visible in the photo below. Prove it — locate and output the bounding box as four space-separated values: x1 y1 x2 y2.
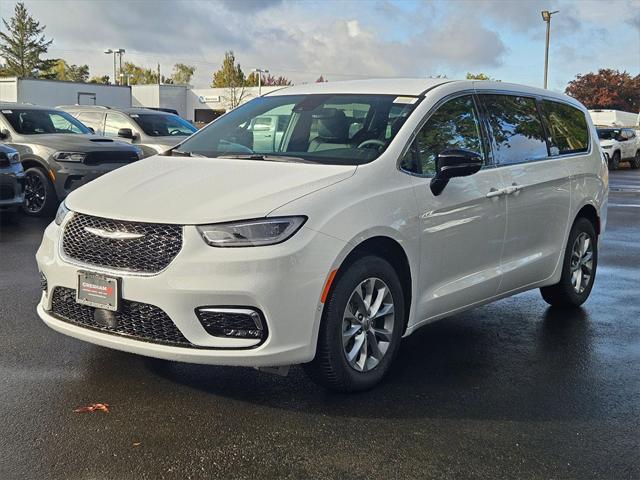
481 95 548 164
540 100 589 155
401 95 485 176
104 113 132 137
76 112 105 134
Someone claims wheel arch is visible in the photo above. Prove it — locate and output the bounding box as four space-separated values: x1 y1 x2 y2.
21 155 50 173
575 203 600 236
333 235 413 333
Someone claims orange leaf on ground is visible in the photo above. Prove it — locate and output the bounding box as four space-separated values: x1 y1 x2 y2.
74 403 110 413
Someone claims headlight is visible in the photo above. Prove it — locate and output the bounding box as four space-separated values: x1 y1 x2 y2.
54 151 86 162
197 217 306 247
55 202 70 226
8 151 20 164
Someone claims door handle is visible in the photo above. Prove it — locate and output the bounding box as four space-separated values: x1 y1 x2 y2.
486 187 506 198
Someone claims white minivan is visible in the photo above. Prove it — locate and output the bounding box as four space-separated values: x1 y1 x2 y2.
36 79 608 392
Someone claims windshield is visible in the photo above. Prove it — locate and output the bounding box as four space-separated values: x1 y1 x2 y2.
131 113 196 137
597 128 619 140
2 109 90 135
175 94 420 165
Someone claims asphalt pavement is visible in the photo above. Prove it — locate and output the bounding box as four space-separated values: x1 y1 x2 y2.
0 168 638 480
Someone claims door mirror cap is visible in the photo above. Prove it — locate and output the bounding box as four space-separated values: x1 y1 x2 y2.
430 149 483 196
117 127 135 139
87 127 95 134
0 128 9 140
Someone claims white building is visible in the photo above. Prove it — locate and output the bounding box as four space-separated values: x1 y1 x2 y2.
0 77 131 108
131 84 282 123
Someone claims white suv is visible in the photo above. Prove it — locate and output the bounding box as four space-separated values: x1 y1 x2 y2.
36 79 608 392
597 127 640 170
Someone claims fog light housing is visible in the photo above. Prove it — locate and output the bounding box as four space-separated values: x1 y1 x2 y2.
39 272 48 293
195 307 265 340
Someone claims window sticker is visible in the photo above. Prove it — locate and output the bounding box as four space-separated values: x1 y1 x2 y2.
393 96 418 105
1 110 13 114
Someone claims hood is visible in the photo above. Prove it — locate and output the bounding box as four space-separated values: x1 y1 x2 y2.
16 134 137 153
599 139 615 147
66 156 356 224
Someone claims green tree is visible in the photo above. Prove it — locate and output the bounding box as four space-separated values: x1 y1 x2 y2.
120 61 158 85
0 2 53 77
211 51 249 108
171 63 195 85
42 59 89 82
466 72 499 81
89 75 110 84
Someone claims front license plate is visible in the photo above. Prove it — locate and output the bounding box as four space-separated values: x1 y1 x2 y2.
76 271 120 312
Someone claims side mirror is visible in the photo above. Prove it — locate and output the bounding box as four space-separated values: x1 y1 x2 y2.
0 128 9 140
117 128 135 139
430 149 483 196
87 127 95 134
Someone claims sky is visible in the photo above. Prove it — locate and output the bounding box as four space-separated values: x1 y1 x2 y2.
1 0 639 92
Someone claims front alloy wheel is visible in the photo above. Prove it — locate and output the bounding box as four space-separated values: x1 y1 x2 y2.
570 232 593 294
342 278 395 372
303 255 404 392
23 168 57 216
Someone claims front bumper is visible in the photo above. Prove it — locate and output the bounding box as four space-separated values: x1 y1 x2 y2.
51 162 135 201
0 166 25 208
36 218 346 367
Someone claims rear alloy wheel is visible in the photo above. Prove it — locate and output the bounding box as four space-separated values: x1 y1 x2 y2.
630 151 640 169
23 168 57 216
609 151 620 170
303 255 404 392
540 217 597 308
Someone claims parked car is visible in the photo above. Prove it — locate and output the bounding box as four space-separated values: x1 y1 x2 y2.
36 79 607 392
596 127 640 170
61 106 197 158
0 103 142 216
0 144 24 212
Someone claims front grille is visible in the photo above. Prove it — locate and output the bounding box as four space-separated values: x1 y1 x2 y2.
50 287 191 347
62 213 183 273
84 150 139 165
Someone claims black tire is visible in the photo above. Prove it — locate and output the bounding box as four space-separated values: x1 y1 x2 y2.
540 217 597 308
303 255 405 392
609 151 620 170
22 167 57 217
630 151 640 170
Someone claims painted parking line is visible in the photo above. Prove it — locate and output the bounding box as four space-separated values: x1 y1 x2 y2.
608 203 640 208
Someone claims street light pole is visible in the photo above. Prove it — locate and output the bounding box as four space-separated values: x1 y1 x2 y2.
252 68 269 95
104 48 125 85
541 10 559 89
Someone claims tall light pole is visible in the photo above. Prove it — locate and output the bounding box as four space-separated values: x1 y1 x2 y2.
541 10 559 89
104 48 125 85
252 68 269 95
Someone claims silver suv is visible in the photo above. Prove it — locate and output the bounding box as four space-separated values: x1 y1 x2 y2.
0 103 142 216
61 106 197 158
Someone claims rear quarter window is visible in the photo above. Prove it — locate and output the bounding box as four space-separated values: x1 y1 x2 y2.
540 100 589 155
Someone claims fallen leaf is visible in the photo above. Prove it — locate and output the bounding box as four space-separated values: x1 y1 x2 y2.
74 403 110 413
132 442 141 447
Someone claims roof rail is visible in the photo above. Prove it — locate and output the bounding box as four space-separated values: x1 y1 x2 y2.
56 104 111 109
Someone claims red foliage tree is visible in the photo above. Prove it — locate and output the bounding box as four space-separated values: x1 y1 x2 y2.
565 69 640 112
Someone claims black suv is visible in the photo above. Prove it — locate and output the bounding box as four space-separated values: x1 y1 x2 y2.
0 144 25 212
0 104 142 216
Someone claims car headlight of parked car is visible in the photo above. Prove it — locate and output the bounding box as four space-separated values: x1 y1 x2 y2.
8 151 20 164
54 202 70 226
54 151 87 162
197 217 307 247
601 145 612 149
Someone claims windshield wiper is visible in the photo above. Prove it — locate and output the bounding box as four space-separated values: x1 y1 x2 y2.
222 154 313 163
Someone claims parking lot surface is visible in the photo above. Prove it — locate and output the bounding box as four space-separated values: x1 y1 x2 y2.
0 169 638 480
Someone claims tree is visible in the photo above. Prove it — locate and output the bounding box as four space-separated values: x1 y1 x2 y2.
0 2 53 77
42 59 89 82
89 75 110 84
246 72 292 87
466 72 499 81
316 75 327 83
566 69 640 112
120 61 158 85
171 63 195 85
211 51 250 108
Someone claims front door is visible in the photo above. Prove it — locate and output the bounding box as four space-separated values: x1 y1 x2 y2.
401 94 508 321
